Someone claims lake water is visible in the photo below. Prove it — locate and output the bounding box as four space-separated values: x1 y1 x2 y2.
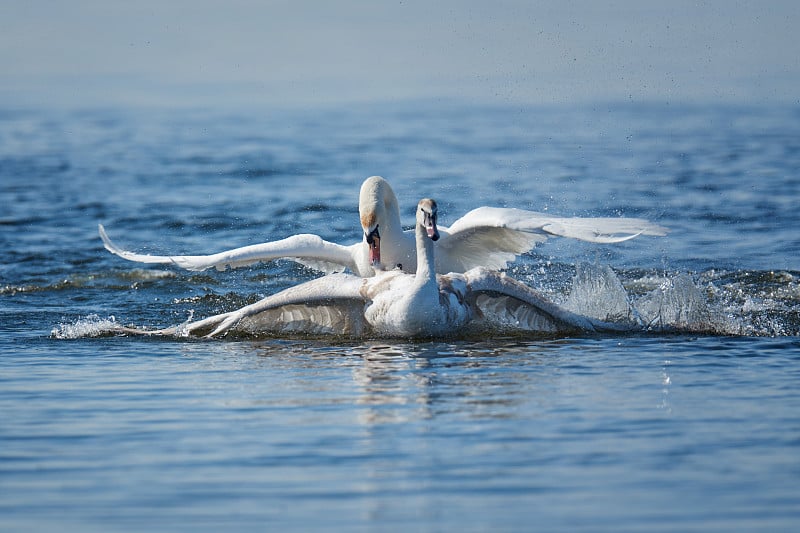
2 101 799 531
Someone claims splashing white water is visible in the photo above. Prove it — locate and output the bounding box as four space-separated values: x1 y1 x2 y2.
564 263 633 322
173 310 196 338
52 265 796 340
51 314 121 339
564 264 724 333
635 273 715 331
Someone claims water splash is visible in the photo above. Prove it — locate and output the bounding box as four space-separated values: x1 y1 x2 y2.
173 310 196 338
51 265 800 340
51 314 121 339
563 264 719 333
564 263 633 323
701 269 800 336
562 263 800 336
635 273 716 332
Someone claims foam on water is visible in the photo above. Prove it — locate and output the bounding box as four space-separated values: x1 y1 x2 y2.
4 103 800 532
561 262 799 336
634 273 716 332
50 263 800 339
702 269 800 336
51 314 121 339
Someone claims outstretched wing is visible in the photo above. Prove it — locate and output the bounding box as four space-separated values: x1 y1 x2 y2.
113 273 368 338
204 273 367 337
463 267 632 333
436 225 544 273
437 207 668 272
99 224 361 274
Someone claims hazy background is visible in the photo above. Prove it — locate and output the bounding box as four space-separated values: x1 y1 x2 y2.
2 0 798 110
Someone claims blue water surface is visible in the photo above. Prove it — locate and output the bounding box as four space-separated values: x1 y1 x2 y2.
1 101 799 531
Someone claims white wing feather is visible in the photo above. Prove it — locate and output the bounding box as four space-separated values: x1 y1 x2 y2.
437 207 668 271
113 273 368 338
463 267 630 333
100 206 666 277
99 224 359 273
205 273 367 337
447 207 668 241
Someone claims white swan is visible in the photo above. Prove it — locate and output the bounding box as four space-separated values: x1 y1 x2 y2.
118 199 626 339
99 176 667 277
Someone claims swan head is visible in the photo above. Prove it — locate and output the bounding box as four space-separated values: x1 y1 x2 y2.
365 224 381 266
359 176 399 266
417 198 440 241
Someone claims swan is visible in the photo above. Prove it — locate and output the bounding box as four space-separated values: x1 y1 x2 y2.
116 199 626 339
99 176 667 277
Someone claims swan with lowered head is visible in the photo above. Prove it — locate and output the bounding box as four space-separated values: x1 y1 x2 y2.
99 176 667 277
117 199 625 339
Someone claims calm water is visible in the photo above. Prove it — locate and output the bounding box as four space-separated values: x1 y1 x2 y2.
2 101 799 531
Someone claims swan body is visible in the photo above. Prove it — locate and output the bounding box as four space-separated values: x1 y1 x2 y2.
100 176 667 277
118 199 625 339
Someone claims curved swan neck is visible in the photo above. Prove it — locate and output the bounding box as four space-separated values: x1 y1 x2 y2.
359 176 402 235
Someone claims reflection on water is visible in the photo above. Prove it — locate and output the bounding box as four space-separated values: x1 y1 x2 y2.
660 359 672 413
235 339 576 427
2 333 799 531
350 344 432 425
3 102 800 531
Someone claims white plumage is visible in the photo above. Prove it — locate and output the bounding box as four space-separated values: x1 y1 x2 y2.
100 176 667 276
119 199 626 339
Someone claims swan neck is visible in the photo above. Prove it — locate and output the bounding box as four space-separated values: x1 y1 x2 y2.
415 223 435 283
380 190 401 237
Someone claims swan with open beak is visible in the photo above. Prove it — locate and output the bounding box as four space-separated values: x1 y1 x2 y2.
100 176 667 277
114 198 629 339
